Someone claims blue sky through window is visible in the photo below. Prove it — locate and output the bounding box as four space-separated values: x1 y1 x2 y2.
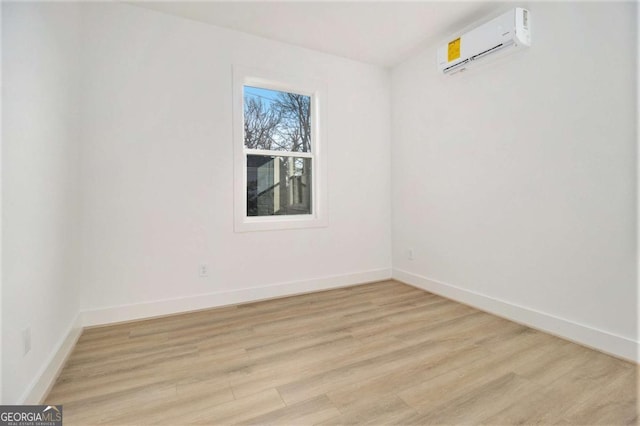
244 86 280 107
243 85 311 153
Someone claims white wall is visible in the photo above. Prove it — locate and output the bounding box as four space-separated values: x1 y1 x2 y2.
391 2 638 359
2 3 82 403
78 4 391 319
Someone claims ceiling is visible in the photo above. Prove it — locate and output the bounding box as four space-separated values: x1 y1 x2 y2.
130 1 502 67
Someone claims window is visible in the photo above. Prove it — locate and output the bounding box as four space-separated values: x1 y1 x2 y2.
244 86 312 217
233 67 327 232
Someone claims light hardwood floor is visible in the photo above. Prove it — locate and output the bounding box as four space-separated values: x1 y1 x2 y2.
45 280 638 425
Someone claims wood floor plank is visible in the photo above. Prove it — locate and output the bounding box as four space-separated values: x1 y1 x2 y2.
44 280 638 425
397 329 570 412
61 383 178 425
238 395 340 425
325 344 492 409
322 394 418 425
410 372 543 424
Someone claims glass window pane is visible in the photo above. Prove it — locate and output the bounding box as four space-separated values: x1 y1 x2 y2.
247 155 312 216
243 86 311 153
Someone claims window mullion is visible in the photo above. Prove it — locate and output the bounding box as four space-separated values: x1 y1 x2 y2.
244 148 313 159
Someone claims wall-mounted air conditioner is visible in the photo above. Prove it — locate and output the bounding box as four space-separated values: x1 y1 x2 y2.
437 8 531 75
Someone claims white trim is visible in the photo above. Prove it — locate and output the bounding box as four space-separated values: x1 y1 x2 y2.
19 314 83 404
21 267 636 405
81 268 392 327
393 268 640 363
233 65 328 232
23 269 391 403
246 149 313 159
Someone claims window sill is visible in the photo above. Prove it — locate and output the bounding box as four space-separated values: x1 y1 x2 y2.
234 214 328 232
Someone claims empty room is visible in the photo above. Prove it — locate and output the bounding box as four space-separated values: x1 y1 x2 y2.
1 1 638 424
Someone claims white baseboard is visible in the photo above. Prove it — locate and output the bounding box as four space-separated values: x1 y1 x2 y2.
20 314 83 404
80 268 393 327
29 266 634 406
23 268 391 404
393 268 639 363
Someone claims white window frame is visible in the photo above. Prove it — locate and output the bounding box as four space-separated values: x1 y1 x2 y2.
233 65 328 232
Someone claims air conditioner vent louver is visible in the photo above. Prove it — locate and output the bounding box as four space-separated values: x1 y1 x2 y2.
470 43 506 61
442 58 470 74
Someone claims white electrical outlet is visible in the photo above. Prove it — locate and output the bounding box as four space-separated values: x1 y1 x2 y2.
23 328 31 355
199 264 209 278
407 249 414 261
